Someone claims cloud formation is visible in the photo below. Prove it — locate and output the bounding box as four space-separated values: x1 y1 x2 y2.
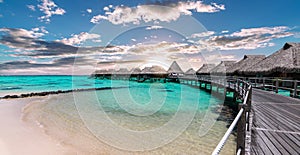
197 26 293 50
27 5 36 11
90 1 225 24
60 32 101 46
0 25 295 74
38 0 66 23
86 8 92 13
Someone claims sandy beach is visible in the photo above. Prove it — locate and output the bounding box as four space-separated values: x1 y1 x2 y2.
0 97 75 155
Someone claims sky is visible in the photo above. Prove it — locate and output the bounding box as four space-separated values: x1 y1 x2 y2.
0 0 299 75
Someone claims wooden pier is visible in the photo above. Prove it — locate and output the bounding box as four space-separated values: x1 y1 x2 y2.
250 89 300 155
177 76 300 155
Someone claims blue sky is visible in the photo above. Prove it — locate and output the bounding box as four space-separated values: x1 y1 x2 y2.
0 0 299 75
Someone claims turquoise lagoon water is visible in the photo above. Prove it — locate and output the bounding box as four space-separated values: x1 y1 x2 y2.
3 76 235 154
0 75 112 96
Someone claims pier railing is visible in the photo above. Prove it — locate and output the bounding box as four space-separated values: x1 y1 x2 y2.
210 78 252 155
247 77 299 98
179 76 252 155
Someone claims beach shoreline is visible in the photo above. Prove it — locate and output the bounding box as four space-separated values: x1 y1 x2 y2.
0 96 75 155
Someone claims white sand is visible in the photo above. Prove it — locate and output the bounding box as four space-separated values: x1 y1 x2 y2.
0 97 72 155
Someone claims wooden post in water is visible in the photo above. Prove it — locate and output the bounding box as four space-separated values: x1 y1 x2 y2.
237 104 246 155
233 92 237 102
294 80 297 98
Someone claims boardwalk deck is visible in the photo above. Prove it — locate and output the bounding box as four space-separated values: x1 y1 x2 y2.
251 88 300 154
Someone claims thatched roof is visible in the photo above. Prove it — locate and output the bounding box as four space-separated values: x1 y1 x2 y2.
227 55 266 74
167 61 184 74
130 68 141 74
245 43 300 74
211 61 236 74
142 66 166 74
196 64 216 74
185 68 196 75
93 69 112 75
115 68 129 74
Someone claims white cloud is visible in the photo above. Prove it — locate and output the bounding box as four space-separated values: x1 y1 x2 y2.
90 15 108 24
221 30 229 34
38 0 66 23
145 25 163 30
177 1 225 15
0 27 46 39
86 9 92 13
90 1 225 24
103 6 109 11
60 32 101 46
201 26 293 50
231 26 290 37
0 28 50 51
190 31 215 38
27 5 36 11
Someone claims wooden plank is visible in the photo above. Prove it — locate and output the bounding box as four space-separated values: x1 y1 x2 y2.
261 104 300 131
251 89 300 155
254 103 300 130
255 107 299 132
254 106 290 130
258 130 282 154
275 104 300 118
251 129 273 154
264 130 294 154
276 132 300 154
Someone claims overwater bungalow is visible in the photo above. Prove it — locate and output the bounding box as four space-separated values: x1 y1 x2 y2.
227 55 266 76
130 68 142 75
196 64 216 75
134 65 167 82
244 43 300 79
185 68 196 75
167 61 184 77
141 65 167 77
184 68 197 79
211 61 236 75
115 68 129 74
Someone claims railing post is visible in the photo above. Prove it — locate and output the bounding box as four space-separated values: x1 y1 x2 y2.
262 77 265 89
294 80 297 98
238 80 240 94
237 104 246 155
246 86 252 131
275 79 279 93
255 78 257 87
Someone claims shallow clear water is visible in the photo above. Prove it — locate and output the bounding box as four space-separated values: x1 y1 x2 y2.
15 76 236 154
0 75 118 96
